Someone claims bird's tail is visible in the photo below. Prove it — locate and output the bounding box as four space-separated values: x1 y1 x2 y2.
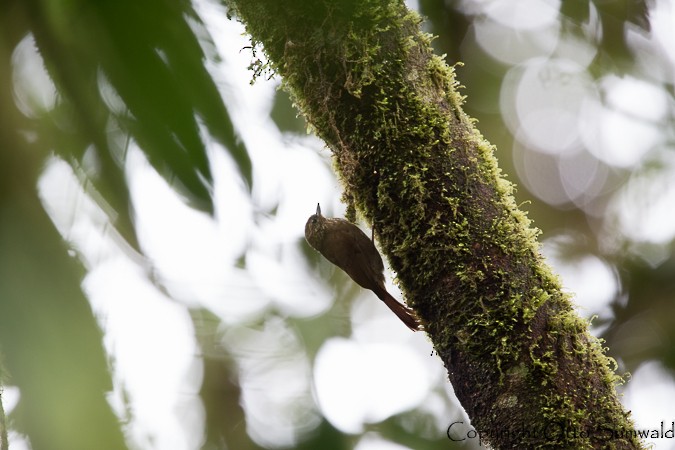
378 289 422 332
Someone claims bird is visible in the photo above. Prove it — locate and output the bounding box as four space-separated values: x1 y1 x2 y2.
304 203 422 331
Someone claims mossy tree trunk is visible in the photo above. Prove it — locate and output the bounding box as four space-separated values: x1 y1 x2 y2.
226 0 643 448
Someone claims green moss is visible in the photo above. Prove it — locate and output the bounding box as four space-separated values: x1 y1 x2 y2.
227 0 643 447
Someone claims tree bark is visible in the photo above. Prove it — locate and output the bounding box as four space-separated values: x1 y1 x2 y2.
226 0 644 448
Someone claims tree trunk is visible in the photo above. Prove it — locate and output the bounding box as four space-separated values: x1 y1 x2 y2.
226 0 644 448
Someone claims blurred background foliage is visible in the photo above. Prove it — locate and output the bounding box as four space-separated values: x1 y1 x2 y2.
0 0 674 449
418 0 675 372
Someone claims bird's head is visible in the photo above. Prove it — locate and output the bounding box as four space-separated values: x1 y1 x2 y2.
305 203 326 248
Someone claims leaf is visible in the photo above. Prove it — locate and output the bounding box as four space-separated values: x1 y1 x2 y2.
28 0 252 216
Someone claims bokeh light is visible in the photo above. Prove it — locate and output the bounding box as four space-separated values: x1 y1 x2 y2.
3 0 675 448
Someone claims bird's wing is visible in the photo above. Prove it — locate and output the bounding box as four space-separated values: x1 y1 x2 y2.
322 221 385 290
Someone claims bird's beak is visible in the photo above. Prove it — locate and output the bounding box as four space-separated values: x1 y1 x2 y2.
316 203 321 216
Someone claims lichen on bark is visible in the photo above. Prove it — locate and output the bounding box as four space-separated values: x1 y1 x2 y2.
226 0 644 448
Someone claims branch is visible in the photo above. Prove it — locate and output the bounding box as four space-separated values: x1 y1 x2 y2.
226 0 644 447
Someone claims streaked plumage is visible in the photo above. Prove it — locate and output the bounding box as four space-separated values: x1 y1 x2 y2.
305 204 421 331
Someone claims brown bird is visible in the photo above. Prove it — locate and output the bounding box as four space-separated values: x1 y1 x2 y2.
305 204 421 331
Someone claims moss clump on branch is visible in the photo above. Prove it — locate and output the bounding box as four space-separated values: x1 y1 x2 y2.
226 0 643 447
